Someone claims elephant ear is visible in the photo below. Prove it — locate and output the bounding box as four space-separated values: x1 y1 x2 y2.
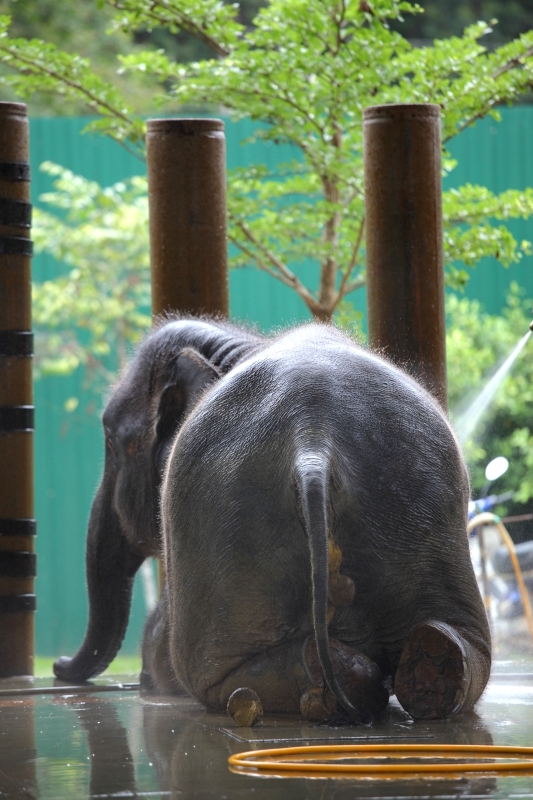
154 348 220 471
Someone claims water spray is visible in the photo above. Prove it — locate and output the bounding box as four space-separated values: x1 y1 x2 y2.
455 328 531 445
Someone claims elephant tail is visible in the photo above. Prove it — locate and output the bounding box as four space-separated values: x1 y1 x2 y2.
295 449 365 724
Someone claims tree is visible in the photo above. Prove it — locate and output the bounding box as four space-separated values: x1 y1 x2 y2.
2 0 533 326
32 163 150 383
0 0 266 115
0 0 146 115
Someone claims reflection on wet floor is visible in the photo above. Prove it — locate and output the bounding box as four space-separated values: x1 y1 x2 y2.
0 663 533 799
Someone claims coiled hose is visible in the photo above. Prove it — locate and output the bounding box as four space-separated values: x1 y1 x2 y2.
229 743 533 777
467 511 533 643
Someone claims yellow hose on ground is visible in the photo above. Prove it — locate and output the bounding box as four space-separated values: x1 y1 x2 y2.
467 511 533 643
229 743 533 776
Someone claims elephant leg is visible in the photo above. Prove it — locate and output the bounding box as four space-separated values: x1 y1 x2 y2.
394 621 491 720
141 590 187 695
203 635 388 721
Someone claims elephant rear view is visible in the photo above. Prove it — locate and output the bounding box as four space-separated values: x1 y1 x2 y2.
147 324 490 722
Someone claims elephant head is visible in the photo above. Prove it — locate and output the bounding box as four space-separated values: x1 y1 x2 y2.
54 318 262 682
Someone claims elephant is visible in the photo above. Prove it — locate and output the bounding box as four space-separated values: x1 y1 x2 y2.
143 323 491 723
53 317 263 682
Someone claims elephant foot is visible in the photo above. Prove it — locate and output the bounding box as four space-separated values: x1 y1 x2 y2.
301 637 388 722
227 687 263 727
394 621 471 719
300 686 338 721
139 668 158 694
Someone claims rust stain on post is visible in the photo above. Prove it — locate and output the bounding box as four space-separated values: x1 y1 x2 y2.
146 118 229 592
146 118 229 319
0 102 35 677
363 104 447 409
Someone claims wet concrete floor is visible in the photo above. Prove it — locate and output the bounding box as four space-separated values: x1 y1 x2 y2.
0 661 533 799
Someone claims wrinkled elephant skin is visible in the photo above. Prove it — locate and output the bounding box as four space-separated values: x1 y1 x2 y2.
53 318 263 682
144 324 490 723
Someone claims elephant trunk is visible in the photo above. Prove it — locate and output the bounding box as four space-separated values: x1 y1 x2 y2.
54 477 145 682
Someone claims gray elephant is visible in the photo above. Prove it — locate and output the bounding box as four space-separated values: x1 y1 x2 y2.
53 317 263 682
143 324 490 723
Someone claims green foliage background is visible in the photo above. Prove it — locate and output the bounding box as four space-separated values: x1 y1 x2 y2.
3 0 533 320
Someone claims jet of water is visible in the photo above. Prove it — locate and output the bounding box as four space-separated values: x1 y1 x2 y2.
454 330 531 446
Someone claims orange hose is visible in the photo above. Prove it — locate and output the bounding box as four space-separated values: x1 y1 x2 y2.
229 743 533 775
467 511 533 643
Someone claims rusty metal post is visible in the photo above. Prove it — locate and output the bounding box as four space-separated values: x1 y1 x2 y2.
146 118 229 318
363 104 447 409
146 118 229 591
0 102 36 677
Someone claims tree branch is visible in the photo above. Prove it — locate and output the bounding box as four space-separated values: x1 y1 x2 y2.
2 52 130 124
342 187 363 207
109 0 231 57
492 45 533 79
225 83 326 140
342 274 366 296
338 215 365 301
0 44 144 157
229 235 296 289
232 221 323 315
238 220 296 280
445 103 496 143
444 45 533 143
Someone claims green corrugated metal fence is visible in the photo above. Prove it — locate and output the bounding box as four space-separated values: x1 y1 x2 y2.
445 106 533 313
30 107 533 656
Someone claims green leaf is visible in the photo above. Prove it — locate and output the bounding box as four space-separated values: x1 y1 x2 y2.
4 0 533 322
32 163 151 381
0 15 145 156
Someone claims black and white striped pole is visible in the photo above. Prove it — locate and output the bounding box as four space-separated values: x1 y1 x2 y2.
0 102 36 677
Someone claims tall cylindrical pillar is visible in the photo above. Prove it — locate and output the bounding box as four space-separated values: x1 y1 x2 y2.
363 104 447 409
0 102 36 677
146 118 229 318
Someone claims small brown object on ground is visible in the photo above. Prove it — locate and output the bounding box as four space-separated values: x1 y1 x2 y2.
227 687 263 727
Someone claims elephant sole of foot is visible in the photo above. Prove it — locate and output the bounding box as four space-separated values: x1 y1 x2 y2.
394 621 471 719
303 637 389 722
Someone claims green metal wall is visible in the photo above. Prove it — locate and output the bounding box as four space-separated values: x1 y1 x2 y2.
445 105 533 312
30 107 533 657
